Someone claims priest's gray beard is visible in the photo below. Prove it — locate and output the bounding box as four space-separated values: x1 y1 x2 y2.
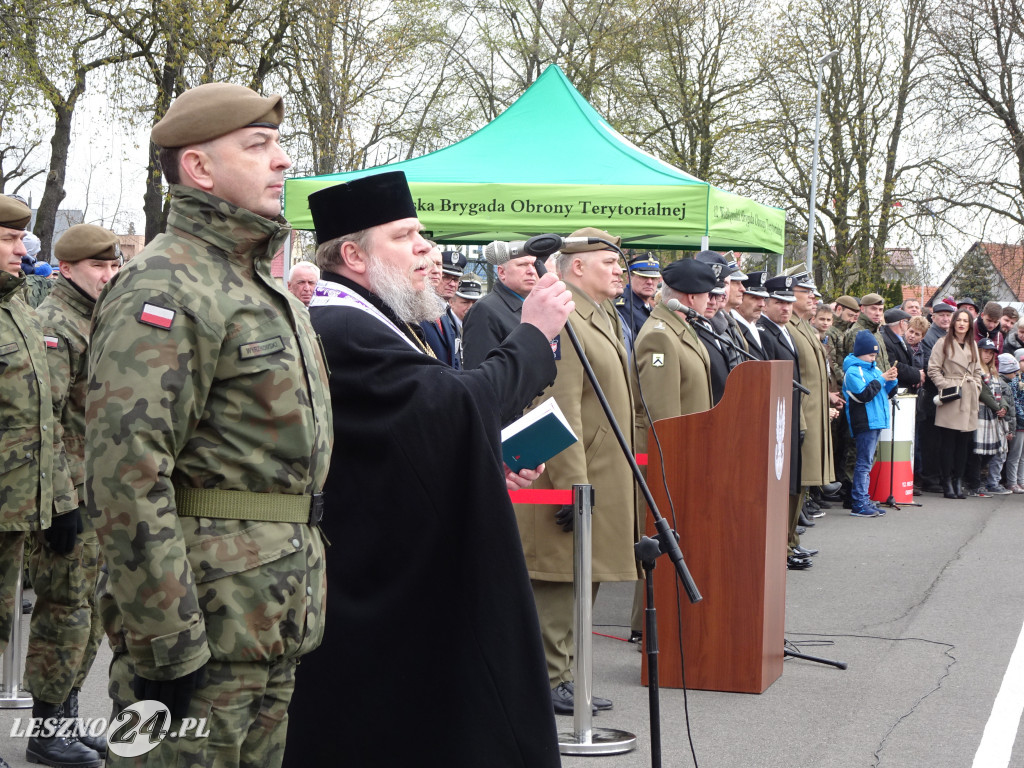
366 253 446 323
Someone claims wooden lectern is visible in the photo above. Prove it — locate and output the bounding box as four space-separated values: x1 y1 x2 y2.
640 360 792 694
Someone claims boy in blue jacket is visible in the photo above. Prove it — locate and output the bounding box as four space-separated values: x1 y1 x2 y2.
843 330 899 517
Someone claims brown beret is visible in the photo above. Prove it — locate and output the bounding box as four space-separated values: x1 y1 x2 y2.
860 293 884 306
561 227 621 254
54 224 118 262
835 295 860 311
0 196 31 230
152 83 284 148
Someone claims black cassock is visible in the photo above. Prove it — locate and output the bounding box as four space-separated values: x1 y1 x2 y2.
285 272 561 768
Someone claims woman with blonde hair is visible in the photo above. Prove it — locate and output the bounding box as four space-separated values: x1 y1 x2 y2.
928 309 983 498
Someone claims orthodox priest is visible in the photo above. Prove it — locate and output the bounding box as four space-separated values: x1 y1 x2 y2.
284 171 572 768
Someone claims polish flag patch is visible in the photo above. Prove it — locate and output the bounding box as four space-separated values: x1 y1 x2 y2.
139 303 176 330
43 336 59 349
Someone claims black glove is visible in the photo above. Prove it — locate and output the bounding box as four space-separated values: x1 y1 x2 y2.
44 509 82 554
554 504 574 532
132 665 206 719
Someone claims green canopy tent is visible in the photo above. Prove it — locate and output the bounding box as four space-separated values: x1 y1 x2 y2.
283 65 785 253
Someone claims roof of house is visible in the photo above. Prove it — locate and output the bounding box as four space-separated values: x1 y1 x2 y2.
902 285 938 305
978 242 1024 301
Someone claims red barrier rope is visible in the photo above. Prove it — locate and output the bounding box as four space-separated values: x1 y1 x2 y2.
508 455 647 502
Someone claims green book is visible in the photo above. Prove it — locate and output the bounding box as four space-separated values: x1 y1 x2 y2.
501 397 579 472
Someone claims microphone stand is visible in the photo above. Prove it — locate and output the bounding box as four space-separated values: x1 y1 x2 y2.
882 394 922 509
532 248 699 768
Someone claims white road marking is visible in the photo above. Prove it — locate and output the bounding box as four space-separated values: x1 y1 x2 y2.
973 614 1024 767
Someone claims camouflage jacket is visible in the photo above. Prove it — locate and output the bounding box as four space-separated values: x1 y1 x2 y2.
85 186 333 681
824 317 850 392
22 274 55 308
36 276 96 515
841 314 890 372
0 270 55 531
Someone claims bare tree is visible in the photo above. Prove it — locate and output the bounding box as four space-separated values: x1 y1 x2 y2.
923 0 1024 232
615 0 766 185
280 0 457 176
0 71 47 194
745 0 933 294
83 0 297 240
2 0 140 258
445 0 637 121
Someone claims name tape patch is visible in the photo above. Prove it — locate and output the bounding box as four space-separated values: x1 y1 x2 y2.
238 336 286 360
139 303 176 330
0 342 19 356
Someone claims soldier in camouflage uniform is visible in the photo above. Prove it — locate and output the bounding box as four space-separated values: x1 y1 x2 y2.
22 268 55 309
15 225 55 309
0 195 55 768
25 224 121 768
827 295 860 489
85 83 332 768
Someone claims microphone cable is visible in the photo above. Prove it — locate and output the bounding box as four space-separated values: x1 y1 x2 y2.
620 250 701 768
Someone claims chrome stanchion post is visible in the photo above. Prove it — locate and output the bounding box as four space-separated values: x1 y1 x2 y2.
573 483 594 742
558 484 636 756
0 550 33 708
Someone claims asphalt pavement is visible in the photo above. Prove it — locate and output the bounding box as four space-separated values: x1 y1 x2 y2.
2 489 1023 767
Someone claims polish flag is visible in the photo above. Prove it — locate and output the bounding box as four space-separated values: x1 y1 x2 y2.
140 303 175 329
44 336 58 349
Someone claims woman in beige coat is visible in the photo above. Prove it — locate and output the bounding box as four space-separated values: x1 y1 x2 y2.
928 309 983 498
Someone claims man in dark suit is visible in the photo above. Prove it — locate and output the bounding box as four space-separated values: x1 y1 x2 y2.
419 249 465 367
758 276 812 570
615 253 661 348
731 270 770 360
462 253 539 368
882 307 925 392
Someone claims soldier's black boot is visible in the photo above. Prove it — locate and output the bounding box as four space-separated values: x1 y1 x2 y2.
25 700 101 768
1 752 11 767
64 689 106 757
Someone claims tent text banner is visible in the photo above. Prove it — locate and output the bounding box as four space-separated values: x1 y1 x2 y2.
285 182 784 253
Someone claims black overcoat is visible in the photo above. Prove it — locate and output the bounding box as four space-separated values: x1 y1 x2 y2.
285 273 561 768
461 279 525 369
760 317 803 495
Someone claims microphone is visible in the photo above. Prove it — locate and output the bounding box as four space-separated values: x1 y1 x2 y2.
665 298 699 320
482 240 527 265
483 234 603 265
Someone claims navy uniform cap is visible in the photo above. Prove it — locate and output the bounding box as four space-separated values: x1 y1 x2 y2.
441 251 468 276
455 275 482 300
742 270 770 298
628 253 661 277
764 274 797 303
694 249 739 281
